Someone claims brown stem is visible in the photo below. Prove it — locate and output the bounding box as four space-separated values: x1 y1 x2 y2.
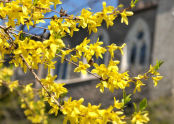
35 6 60 14
11 28 45 40
19 54 62 109
40 16 80 20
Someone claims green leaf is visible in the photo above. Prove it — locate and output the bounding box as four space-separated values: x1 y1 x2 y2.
123 90 126 99
139 98 147 111
19 33 25 40
133 102 137 112
130 0 139 8
124 94 132 105
154 60 164 71
130 0 135 8
122 90 132 105
56 49 61 54
134 0 139 4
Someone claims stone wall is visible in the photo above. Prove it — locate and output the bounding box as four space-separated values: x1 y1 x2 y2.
150 0 174 99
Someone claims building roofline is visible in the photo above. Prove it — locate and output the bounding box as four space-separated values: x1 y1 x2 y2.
132 1 158 13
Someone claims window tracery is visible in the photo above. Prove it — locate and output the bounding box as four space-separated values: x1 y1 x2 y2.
121 18 151 72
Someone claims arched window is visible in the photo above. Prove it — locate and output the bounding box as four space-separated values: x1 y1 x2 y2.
121 18 151 72
81 27 110 78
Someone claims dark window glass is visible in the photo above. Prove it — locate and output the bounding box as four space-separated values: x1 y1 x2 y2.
62 61 68 79
54 59 68 80
140 43 146 65
130 44 137 65
137 31 144 40
55 60 61 80
99 35 103 41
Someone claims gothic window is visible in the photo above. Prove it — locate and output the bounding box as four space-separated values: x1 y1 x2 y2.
121 18 151 72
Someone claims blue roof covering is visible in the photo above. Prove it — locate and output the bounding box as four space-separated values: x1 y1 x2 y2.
22 0 118 35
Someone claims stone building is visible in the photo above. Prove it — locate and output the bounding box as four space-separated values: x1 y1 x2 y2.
13 0 174 107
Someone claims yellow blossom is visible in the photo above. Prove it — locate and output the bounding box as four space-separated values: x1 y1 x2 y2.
114 97 124 109
120 10 134 25
152 76 163 87
131 111 150 124
134 80 145 93
74 61 90 74
8 80 19 92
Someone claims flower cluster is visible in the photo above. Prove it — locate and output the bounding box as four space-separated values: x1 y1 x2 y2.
0 0 163 124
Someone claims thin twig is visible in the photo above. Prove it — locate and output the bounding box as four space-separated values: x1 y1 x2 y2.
19 54 62 109
12 28 44 40
33 25 49 30
40 16 80 20
35 6 60 14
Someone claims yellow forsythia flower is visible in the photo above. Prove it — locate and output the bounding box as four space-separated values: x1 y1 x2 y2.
114 97 124 109
74 61 90 74
120 10 134 25
8 80 19 92
131 111 150 124
152 76 163 87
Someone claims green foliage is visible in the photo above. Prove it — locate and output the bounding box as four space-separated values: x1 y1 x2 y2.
133 102 137 112
139 98 147 111
130 0 139 8
154 60 164 71
122 90 132 106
